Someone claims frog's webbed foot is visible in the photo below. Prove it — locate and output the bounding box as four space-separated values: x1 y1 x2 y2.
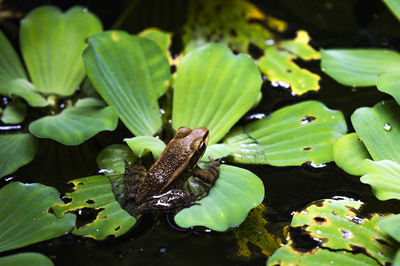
192 155 221 184
124 162 146 200
137 189 199 213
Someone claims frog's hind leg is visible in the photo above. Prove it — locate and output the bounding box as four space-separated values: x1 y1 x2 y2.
192 156 221 184
124 163 146 201
137 189 199 213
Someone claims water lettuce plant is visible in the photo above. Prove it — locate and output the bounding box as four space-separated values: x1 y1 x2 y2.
0 6 118 178
321 0 400 263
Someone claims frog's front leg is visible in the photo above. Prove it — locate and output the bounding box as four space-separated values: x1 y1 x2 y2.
192 156 221 184
137 189 199 213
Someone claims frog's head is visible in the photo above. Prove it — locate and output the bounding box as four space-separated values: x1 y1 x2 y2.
176 126 209 167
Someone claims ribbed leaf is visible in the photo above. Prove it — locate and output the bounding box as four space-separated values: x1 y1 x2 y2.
382 0 400 21
268 199 397 265
52 175 136 240
333 133 371 176
0 253 53 266
224 101 347 166
380 214 400 243
377 71 400 104
174 164 264 231
267 245 380 266
172 43 262 144
83 31 171 136
20 6 102 96
1 100 26 124
361 160 400 200
139 27 172 62
0 30 27 90
0 182 76 252
29 98 118 146
321 49 400 87
124 136 166 159
0 133 37 178
7 79 48 107
351 100 400 163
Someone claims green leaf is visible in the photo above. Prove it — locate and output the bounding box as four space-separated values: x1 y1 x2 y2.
0 133 38 178
20 6 102 96
267 245 380 266
202 144 231 162
321 49 400 87
259 31 321 95
139 27 172 61
382 0 400 21
380 214 400 243
29 98 118 146
0 253 53 266
124 136 166 159
224 101 347 166
83 31 171 136
174 164 264 231
333 133 371 176
0 30 27 90
52 175 136 240
395 250 400 266
0 182 76 252
360 160 400 201
1 100 26 124
223 127 266 164
291 199 396 265
6 79 48 107
351 100 400 163
172 43 262 144
377 71 400 105
97 144 137 174
269 199 397 265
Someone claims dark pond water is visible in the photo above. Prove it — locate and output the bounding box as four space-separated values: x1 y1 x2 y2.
1 0 400 265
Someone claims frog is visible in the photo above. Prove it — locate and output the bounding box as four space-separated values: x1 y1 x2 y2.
123 126 221 214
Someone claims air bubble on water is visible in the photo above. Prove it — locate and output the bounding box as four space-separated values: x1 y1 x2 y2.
384 123 391 131
83 7 88 12
265 39 275 46
160 109 165 114
271 81 279 87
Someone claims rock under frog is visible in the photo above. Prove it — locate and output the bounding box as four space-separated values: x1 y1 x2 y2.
124 127 220 214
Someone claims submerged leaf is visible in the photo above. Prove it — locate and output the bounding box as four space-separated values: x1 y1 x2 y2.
1 100 26 124
0 182 76 252
20 6 102 96
0 133 37 178
259 31 321 95
333 133 371 176
172 43 262 144
97 144 137 174
83 31 170 136
361 160 400 201
0 253 53 266
174 164 264 231
351 100 400 163
52 175 136 240
29 98 118 146
224 101 347 166
183 0 279 52
321 49 400 87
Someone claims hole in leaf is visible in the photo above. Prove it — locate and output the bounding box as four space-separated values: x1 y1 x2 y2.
313 216 326 223
350 245 372 258
289 226 321 252
300 115 316 125
286 69 292 73
86 199 95 204
114 225 121 231
374 237 392 247
75 207 104 228
248 43 264 59
62 197 72 204
303 147 312 151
